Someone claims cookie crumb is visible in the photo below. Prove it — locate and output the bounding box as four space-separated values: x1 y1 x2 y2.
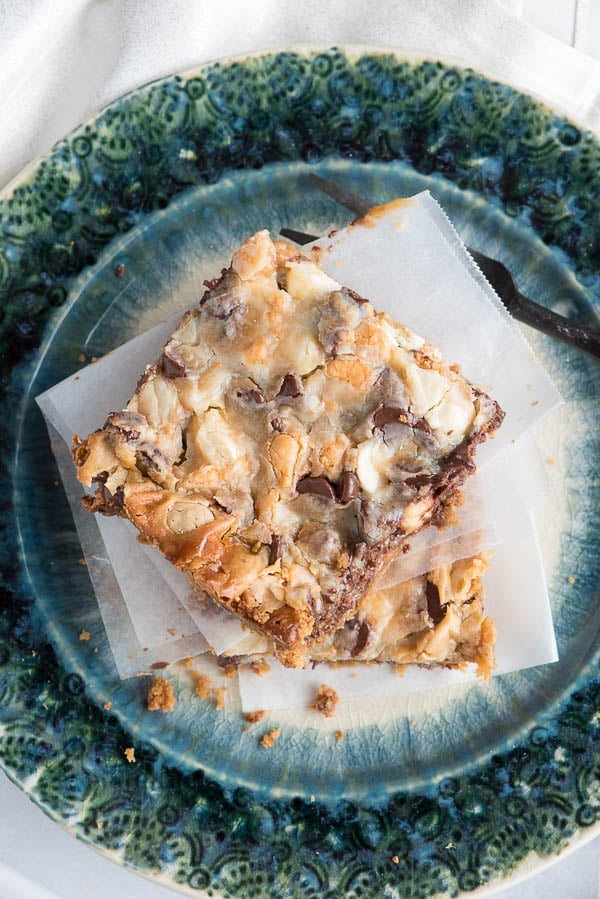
124 747 136 763
217 656 240 678
547 457 555 465
114 263 125 277
334 729 345 742
213 686 227 711
567 576 576 584
78 557 87 566
245 710 266 725
260 728 281 748
96 820 103 830
147 676 176 712
192 672 212 699
391 855 399 864
313 684 339 718
77 353 86 363
79 630 91 641
249 659 271 677
103 701 112 711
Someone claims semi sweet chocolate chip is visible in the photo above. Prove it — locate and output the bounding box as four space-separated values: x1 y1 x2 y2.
297 476 337 500
267 607 299 644
426 581 447 625
372 405 414 429
338 470 360 503
351 619 371 657
269 535 284 565
82 484 124 517
161 347 191 379
104 411 145 442
277 373 303 398
342 285 369 305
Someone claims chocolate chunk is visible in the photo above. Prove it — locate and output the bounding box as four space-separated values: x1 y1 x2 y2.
82 484 124 517
342 285 369 305
270 416 285 432
267 607 299 644
149 661 169 670
405 473 432 489
104 411 145 442
248 388 266 404
161 346 191 379
297 476 337 500
135 445 168 480
269 535 284 565
351 619 371 657
135 361 159 393
277 373 303 398
426 581 447 625
201 268 228 294
372 405 414 429
338 470 360 504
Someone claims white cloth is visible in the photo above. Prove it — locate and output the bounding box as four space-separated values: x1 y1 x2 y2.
2 0 600 191
1 1 599 897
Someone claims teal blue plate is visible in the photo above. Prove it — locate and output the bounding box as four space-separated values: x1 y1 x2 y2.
2 49 600 898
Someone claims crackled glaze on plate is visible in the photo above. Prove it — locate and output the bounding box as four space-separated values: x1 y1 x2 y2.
1 49 600 898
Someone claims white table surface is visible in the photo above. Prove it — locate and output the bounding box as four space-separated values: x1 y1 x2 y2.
2 1 600 897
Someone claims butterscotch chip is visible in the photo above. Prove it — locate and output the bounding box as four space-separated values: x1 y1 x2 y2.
147 676 176 711
73 229 503 668
259 728 281 748
313 684 340 718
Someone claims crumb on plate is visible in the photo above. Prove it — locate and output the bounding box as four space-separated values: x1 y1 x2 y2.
79 630 91 641
260 728 281 748
313 684 339 718
249 659 271 677
214 686 227 710
124 747 136 763
147 676 176 712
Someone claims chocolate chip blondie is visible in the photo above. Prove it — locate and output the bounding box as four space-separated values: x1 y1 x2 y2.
73 230 503 667
295 554 496 677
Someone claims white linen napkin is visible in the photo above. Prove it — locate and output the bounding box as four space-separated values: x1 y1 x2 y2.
2 0 600 193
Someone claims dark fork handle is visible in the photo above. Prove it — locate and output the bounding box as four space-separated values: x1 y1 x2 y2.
468 248 600 360
307 173 600 361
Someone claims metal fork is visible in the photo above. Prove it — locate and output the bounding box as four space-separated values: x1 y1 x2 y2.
281 173 600 360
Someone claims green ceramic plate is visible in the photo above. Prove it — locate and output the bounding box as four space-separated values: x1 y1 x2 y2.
2 48 600 898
